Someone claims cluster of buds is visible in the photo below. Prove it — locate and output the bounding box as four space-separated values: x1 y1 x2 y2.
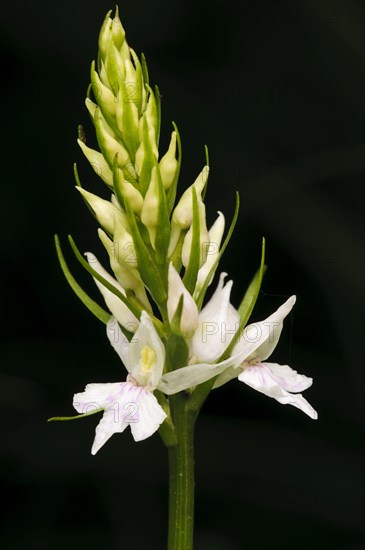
53 8 317 454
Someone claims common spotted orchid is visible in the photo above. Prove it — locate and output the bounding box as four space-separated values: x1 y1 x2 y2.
51 8 318 547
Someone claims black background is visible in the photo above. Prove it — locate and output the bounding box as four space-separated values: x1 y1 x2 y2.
1 1 364 549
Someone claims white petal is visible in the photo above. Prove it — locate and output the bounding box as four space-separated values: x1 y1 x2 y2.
213 365 241 389
73 382 123 413
106 317 131 371
192 273 239 363
194 211 225 295
128 311 166 389
86 252 139 330
238 363 317 419
91 408 128 455
167 264 199 338
157 351 244 395
233 296 296 362
261 362 313 392
129 388 167 441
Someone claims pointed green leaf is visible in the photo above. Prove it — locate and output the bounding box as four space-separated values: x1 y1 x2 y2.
67 234 142 319
123 201 167 305
54 235 110 325
196 191 240 309
238 239 266 325
154 165 171 265
166 121 182 214
183 187 200 294
141 53 149 88
154 84 161 146
218 237 266 362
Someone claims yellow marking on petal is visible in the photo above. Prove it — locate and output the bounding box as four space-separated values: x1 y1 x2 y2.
243 354 260 368
139 346 156 373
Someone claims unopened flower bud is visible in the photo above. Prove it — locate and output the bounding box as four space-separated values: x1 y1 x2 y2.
76 187 118 234
195 211 225 295
159 131 177 190
167 264 199 338
140 167 159 245
181 201 210 268
77 139 113 187
116 169 143 214
98 228 150 309
172 165 209 229
94 108 131 167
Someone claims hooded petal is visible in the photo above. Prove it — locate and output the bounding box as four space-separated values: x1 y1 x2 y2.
238 362 317 419
191 273 239 363
127 311 166 389
233 296 296 362
86 252 139 330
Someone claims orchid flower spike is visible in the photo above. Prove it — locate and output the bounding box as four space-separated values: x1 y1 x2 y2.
73 312 167 454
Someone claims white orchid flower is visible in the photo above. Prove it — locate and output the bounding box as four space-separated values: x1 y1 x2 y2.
191 272 239 363
73 312 167 454
159 273 245 393
213 296 318 419
160 281 317 421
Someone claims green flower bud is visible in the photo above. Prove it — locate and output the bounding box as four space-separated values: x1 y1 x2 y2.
171 165 209 229
98 228 151 310
76 187 117 234
194 211 225 295
115 169 143 214
140 166 159 246
90 61 116 117
181 201 210 268
94 107 131 168
159 131 177 190
77 139 113 187
98 11 113 60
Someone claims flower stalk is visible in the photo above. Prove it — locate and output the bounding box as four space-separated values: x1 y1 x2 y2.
167 393 196 550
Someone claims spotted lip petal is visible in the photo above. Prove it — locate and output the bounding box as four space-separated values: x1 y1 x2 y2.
73 380 167 454
238 362 318 419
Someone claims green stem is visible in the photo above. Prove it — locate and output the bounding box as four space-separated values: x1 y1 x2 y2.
167 393 196 550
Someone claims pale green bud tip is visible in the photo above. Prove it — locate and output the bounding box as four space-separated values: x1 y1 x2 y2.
159 131 178 190
76 187 115 235
167 264 199 338
77 139 113 186
181 201 210 268
172 165 209 228
112 6 126 49
141 167 159 228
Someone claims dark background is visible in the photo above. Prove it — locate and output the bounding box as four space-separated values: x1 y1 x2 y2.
1 1 364 549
